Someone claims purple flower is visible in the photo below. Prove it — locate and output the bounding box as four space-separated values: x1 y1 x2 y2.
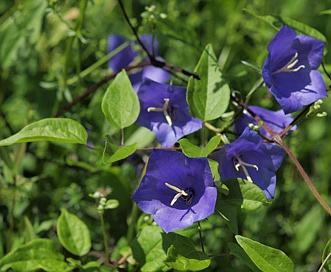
132 149 217 233
234 106 297 139
135 78 203 148
108 34 170 91
262 25 327 113
209 128 284 199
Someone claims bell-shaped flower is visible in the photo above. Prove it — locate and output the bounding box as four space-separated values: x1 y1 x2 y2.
209 128 284 199
108 34 170 91
234 106 297 139
132 149 217 233
262 25 327 113
135 78 203 147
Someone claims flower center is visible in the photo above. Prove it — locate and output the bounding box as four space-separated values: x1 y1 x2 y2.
165 182 194 206
233 154 259 183
147 98 173 126
273 52 305 74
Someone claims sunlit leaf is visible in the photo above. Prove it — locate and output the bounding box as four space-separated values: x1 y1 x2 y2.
187 43 230 121
57 208 91 256
179 135 221 157
236 235 294 272
0 118 88 146
101 70 140 128
102 135 137 163
0 239 68 272
165 235 210 271
228 243 260 272
131 226 175 272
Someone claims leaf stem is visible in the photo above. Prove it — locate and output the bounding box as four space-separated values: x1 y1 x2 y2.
272 135 331 215
198 221 205 253
99 212 110 264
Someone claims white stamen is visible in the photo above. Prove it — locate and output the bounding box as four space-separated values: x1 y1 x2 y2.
165 182 188 206
234 155 259 183
274 52 305 74
147 98 172 126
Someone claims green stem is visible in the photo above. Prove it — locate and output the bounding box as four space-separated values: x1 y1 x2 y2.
127 202 139 243
197 221 205 253
66 41 129 86
273 135 331 215
99 212 110 264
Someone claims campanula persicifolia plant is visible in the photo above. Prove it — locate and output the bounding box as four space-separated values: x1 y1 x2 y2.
1 1 331 272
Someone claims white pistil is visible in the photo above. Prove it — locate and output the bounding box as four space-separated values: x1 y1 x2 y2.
234 155 259 183
147 98 172 126
165 182 188 206
274 52 305 74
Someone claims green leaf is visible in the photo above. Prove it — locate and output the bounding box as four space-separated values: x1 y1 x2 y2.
244 9 327 43
235 235 294 272
239 179 269 210
290 204 323 254
101 70 140 128
57 208 91 256
165 235 210 271
131 226 176 272
228 243 260 272
322 239 331 272
0 118 88 146
0 239 69 272
187 43 230 121
178 139 202 157
126 126 156 148
105 199 120 210
102 135 137 163
0 0 47 69
179 135 221 157
24 216 38 242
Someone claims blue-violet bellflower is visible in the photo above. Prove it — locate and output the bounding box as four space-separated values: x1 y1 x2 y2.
132 149 217 233
209 128 284 199
262 24 327 113
135 78 203 148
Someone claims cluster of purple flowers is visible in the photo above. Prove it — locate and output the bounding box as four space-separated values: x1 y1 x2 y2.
108 25 327 233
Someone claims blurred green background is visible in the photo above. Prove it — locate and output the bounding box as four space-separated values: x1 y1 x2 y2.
1 0 331 271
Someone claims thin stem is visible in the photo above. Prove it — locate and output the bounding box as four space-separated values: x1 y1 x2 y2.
272 135 331 215
127 202 139 243
117 0 200 79
318 249 331 272
120 128 125 147
54 62 151 117
99 212 110 264
197 221 205 253
66 41 129 86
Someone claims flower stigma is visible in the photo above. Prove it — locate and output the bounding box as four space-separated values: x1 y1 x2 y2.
233 154 259 183
147 98 172 126
274 52 305 74
165 182 194 206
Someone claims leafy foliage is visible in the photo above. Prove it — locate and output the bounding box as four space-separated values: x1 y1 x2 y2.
0 0 331 271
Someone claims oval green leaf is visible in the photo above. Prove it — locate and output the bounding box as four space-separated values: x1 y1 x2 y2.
239 179 269 210
102 135 137 163
187 43 230 121
101 69 140 128
235 235 294 272
165 235 211 271
57 208 91 256
0 118 88 146
322 239 331 271
0 239 69 272
131 226 176 272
